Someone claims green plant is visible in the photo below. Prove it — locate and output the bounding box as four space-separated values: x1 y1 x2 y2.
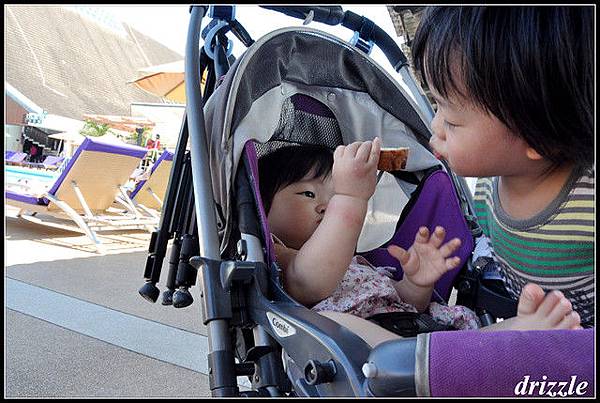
79 119 116 137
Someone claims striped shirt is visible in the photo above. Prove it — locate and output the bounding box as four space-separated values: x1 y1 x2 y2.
473 166 595 327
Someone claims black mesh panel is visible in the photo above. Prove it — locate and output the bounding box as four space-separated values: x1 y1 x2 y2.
255 95 343 158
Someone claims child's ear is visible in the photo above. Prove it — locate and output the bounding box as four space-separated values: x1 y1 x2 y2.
525 147 544 161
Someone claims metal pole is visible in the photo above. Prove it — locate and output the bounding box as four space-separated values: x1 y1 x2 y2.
185 5 238 396
185 6 221 260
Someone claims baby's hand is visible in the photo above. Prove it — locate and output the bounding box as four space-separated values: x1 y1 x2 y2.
388 226 461 288
332 137 381 201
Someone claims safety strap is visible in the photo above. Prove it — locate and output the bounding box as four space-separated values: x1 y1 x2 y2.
367 311 453 337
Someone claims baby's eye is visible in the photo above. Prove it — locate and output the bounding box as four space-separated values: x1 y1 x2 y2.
297 191 315 198
444 120 458 130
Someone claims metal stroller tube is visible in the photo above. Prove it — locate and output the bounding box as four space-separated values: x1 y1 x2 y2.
185 6 220 260
185 5 239 396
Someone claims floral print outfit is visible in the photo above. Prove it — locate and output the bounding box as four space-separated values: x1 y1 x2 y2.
311 255 481 330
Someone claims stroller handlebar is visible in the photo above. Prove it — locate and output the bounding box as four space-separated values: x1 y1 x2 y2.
260 5 345 26
341 10 408 71
260 6 408 72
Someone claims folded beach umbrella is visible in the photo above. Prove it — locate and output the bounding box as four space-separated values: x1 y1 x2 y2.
129 60 207 104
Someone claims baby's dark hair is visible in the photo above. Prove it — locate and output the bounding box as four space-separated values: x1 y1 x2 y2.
412 6 593 167
258 144 334 213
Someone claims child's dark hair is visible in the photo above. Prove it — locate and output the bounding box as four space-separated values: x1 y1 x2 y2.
258 145 334 213
412 6 593 167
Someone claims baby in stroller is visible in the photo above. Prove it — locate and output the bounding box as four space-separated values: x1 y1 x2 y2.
258 97 582 345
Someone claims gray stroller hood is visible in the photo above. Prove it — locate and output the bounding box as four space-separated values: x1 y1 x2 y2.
203 26 441 254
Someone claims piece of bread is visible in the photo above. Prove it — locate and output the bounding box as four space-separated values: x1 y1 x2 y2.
378 147 409 171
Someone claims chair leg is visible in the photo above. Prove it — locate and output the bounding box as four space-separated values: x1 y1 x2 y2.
44 194 105 254
147 188 164 209
15 208 37 218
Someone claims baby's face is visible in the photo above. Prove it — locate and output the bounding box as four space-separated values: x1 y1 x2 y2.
267 173 334 250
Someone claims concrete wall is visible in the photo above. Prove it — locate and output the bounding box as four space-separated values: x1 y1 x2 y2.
5 125 23 152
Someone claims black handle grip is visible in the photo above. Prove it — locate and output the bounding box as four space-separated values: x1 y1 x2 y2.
341 11 408 71
260 6 408 72
260 5 344 26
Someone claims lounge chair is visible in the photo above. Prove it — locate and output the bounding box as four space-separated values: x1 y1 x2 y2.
124 150 174 218
24 155 66 170
5 137 157 254
6 152 28 166
44 155 65 169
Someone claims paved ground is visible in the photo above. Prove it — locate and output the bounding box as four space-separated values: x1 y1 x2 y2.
4 205 223 397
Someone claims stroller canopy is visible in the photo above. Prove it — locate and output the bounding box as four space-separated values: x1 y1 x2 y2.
203 26 441 253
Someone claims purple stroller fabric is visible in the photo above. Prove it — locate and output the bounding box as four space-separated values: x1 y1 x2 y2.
427 328 595 397
244 141 275 264
291 93 336 118
361 170 474 302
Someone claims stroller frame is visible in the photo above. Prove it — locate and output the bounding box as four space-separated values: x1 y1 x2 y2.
137 5 594 397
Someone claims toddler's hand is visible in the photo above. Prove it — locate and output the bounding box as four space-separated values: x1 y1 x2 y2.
388 226 461 288
332 137 381 201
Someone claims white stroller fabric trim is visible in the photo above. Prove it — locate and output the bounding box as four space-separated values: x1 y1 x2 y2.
357 171 410 253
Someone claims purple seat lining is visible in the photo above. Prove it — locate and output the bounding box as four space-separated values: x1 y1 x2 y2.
427 328 595 397
291 93 336 118
244 142 275 263
360 170 474 302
